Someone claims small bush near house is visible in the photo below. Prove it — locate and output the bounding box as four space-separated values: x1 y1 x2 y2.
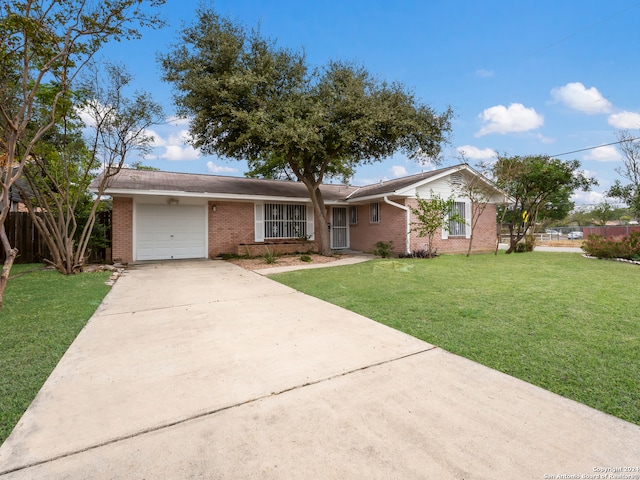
262 248 279 264
514 237 536 253
372 240 394 258
399 249 437 259
583 232 640 261
300 254 312 262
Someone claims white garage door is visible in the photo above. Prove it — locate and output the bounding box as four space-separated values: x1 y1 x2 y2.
135 204 207 261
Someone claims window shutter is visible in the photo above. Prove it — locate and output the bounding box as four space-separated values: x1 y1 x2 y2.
254 203 264 242
306 205 315 240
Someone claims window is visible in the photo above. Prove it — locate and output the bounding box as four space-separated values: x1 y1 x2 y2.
349 206 358 225
264 203 307 239
449 202 466 236
370 202 380 223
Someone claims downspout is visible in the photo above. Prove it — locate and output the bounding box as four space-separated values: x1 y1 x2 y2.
383 196 411 255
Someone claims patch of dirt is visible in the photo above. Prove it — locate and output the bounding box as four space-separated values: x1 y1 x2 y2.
226 253 351 270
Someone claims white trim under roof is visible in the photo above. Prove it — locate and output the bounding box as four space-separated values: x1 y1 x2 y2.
98 188 350 205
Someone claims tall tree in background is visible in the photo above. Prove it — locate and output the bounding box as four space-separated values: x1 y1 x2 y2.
0 0 164 307
493 155 595 254
590 201 617 226
607 130 640 218
160 7 452 255
19 63 163 274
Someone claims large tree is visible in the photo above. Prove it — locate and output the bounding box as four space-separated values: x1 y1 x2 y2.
493 155 596 254
19 63 163 274
159 7 452 255
0 0 164 307
607 129 640 219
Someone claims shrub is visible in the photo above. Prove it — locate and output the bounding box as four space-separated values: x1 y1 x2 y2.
399 249 437 259
582 232 640 260
300 254 312 262
372 240 394 258
262 248 279 264
514 242 527 253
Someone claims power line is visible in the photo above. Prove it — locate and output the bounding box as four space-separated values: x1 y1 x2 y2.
550 136 640 158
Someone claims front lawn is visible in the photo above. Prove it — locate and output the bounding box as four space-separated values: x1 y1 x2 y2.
271 252 640 425
0 265 111 444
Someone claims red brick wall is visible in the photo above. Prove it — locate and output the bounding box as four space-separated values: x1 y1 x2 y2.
208 201 320 256
208 201 255 257
349 201 409 253
350 200 497 255
409 200 497 255
112 196 133 263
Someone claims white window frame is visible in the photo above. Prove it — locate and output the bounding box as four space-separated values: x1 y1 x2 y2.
442 201 470 239
449 201 466 236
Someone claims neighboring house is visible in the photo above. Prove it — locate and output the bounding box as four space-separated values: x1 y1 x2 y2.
93 164 508 263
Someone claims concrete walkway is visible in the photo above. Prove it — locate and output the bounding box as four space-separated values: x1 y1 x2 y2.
1 260 638 479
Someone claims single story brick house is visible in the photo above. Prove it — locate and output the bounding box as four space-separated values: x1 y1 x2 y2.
93 164 508 263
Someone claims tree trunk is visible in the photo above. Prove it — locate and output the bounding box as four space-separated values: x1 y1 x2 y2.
0 225 18 310
305 183 332 256
466 231 474 257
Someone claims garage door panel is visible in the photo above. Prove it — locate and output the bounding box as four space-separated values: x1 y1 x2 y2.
135 204 207 261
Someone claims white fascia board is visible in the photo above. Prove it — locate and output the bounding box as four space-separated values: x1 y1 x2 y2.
100 188 314 204
345 193 405 204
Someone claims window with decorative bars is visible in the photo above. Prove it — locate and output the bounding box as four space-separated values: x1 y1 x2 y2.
370 202 380 223
349 206 358 225
449 202 466 236
264 203 307 239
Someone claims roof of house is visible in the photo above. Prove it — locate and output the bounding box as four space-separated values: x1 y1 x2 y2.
96 168 359 202
346 165 462 200
96 163 503 203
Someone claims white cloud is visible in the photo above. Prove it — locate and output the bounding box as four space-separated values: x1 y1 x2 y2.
608 111 640 129
145 128 168 147
583 145 622 162
146 127 201 161
390 165 408 177
535 133 555 144
456 145 497 160
207 161 238 174
160 145 200 161
550 82 612 115
571 189 608 206
475 69 494 78
476 103 544 136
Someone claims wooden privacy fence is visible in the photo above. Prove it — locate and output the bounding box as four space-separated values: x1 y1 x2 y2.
0 212 50 263
583 225 640 238
0 211 112 264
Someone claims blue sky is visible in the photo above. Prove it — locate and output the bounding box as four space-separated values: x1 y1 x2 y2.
100 0 640 206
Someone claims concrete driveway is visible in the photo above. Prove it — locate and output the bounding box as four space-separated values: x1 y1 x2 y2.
1 259 638 479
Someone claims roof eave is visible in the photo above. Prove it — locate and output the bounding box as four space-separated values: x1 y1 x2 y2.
99 188 316 203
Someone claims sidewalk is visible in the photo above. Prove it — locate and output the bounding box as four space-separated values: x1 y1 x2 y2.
1 260 638 479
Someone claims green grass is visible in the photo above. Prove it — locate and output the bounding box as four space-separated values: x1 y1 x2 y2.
0 265 111 444
271 252 640 425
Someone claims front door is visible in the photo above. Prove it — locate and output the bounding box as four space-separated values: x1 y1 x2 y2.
331 207 348 249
